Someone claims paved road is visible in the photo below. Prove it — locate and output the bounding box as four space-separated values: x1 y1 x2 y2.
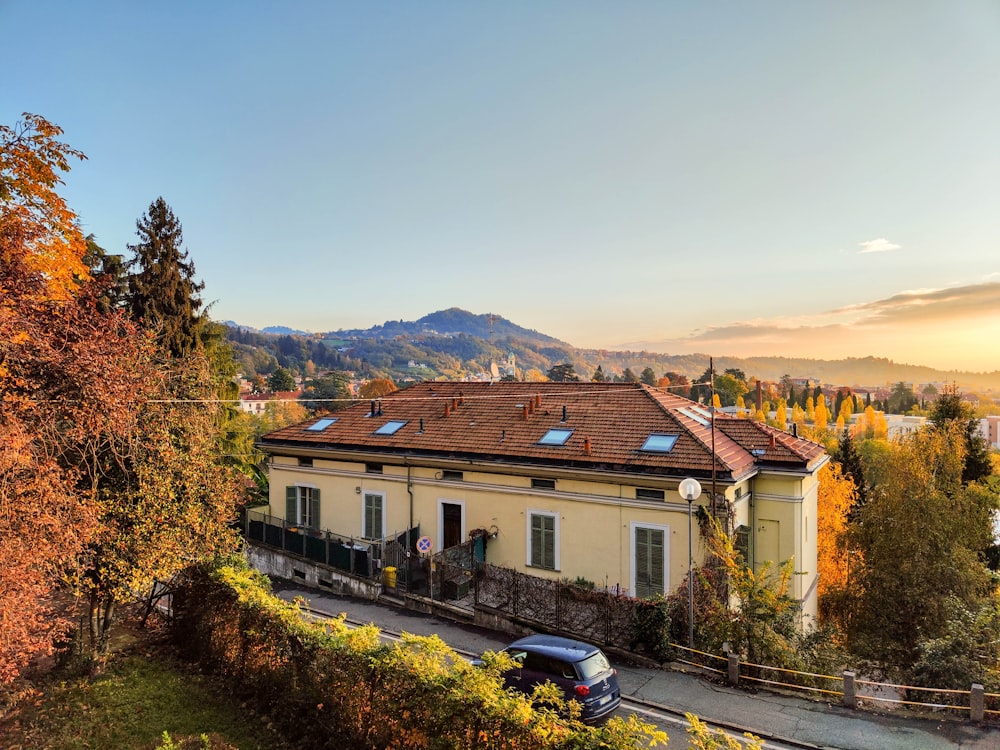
272 581 1000 749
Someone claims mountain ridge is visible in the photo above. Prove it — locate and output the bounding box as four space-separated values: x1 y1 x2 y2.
223 308 1000 392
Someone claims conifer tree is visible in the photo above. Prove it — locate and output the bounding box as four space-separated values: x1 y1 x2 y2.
125 197 205 359
837 428 867 515
930 386 993 484
547 363 580 382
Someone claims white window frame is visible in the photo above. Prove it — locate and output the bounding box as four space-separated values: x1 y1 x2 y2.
437 498 466 552
361 490 386 540
287 484 319 528
526 509 560 571
630 522 670 598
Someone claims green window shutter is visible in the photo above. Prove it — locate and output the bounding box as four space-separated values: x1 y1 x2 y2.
635 527 650 598
530 515 543 567
543 516 555 568
531 514 555 569
649 528 664 594
364 494 382 538
635 527 665 598
309 488 320 529
285 486 297 524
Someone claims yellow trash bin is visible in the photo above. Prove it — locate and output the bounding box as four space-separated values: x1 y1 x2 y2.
383 566 397 588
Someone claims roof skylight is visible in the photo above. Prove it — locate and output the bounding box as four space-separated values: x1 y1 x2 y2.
374 420 408 435
641 434 679 453
678 407 710 427
306 418 337 431
538 428 573 446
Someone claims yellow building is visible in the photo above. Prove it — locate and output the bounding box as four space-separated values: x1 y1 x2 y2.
258 381 827 624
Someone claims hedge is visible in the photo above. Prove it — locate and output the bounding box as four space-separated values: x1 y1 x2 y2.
171 557 665 750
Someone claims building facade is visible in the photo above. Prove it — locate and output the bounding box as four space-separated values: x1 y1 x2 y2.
258 381 828 624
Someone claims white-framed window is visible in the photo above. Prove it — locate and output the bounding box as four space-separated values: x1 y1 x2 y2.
362 491 385 540
285 485 320 528
527 510 559 570
631 522 669 598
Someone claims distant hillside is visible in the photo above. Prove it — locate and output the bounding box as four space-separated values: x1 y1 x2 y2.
223 309 1000 394
220 322 312 336
335 308 565 347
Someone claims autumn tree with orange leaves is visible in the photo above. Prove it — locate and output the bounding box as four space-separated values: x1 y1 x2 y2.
0 114 89 298
359 377 398 399
1 114 240 680
1 114 154 681
815 463 855 599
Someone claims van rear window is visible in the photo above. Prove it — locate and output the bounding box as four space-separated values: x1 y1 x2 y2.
576 651 611 680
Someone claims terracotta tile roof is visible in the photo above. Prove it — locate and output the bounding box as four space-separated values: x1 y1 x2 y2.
259 382 826 481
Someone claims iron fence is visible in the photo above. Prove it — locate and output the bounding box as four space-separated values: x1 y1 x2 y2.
475 564 645 652
243 511 420 578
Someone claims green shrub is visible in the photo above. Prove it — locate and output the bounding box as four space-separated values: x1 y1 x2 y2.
172 558 667 749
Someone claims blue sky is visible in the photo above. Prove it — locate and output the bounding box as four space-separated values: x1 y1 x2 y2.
5 2 999 371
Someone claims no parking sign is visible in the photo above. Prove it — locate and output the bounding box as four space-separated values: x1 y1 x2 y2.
416 535 433 555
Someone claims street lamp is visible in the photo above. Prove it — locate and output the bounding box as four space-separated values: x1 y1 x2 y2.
678 477 702 649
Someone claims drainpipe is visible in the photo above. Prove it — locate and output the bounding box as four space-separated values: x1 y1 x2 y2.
406 458 414 553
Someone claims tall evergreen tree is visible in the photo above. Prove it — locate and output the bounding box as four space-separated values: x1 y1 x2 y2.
930 386 993 485
591 365 607 382
125 197 205 359
640 367 657 386
268 366 297 392
837 428 867 517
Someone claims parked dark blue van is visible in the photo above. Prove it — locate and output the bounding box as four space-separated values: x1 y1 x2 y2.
490 634 621 723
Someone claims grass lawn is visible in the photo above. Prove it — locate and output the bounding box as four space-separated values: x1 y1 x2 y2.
0 616 293 750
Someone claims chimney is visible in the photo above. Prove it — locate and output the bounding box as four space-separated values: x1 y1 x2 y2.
419 418 424 433
584 437 592 455
444 403 451 417
377 399 382 416
792 423 798 437
522 404 529 420
452 397 458 411
561 405 567 422
528 400 535 415
535 394 541 408
501 429 506 442
369 400 376 417
459 392 465 406
770 433 776 448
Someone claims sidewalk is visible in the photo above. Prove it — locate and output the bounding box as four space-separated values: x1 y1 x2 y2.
272 581 999 750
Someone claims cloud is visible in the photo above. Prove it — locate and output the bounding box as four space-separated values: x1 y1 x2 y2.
833 282 1000 326
858 237 901 254
614 281 1000 362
